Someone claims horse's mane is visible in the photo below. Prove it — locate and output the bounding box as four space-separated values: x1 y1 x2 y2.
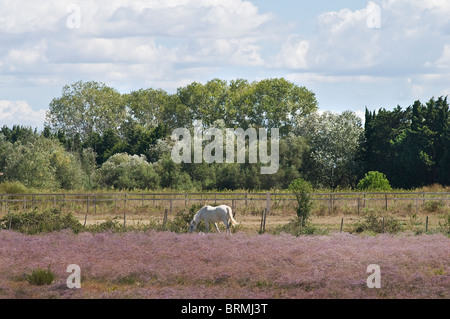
193 206 207 223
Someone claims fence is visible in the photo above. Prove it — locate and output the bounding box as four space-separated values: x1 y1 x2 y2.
1 191 449 215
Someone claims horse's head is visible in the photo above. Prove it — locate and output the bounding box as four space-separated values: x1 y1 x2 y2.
188 220 197 233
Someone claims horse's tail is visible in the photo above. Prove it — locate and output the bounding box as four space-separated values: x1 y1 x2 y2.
226 206 239 226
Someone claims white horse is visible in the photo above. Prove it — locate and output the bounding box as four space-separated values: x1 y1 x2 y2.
189 205 239 235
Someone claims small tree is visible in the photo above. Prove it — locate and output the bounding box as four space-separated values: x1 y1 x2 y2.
288 178 313 226
357 171 392 191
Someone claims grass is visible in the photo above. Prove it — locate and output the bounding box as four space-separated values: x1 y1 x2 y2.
26 268 55 286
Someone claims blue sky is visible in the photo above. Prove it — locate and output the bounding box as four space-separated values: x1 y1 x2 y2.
1 0 450 128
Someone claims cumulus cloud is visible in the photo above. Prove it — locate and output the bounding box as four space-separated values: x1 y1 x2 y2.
0 101 47 128
276 0 450 75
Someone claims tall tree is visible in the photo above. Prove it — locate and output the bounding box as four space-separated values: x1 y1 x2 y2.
46 81 126 141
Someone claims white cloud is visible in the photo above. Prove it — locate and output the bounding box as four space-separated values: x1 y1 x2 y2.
277 0 450 75
0 100 47 128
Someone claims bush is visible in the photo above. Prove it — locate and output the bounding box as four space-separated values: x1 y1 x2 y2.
26 268 55 286
288 178 313 226
96 153 160 190
0 181 30 194
357 171 392 191
272 219 327 236
87 217 123 233
423 201 445 213
0 208 83 234
352 211 403 234
166 204 206 233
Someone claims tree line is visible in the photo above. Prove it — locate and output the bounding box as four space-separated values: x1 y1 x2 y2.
0 79 448 191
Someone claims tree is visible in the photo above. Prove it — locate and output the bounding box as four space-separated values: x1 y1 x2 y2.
46 81 126 141
296 111 364 189
357 171 392 191
96 153 160 190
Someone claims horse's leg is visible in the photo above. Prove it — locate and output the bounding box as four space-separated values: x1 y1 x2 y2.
205 221 209 233
214 223 220 233
224 220 231 236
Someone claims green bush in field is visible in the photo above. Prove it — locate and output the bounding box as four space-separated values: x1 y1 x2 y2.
357 171 392 191
166 204 206 233
87 217 123 233
272 219 327 236
288 178 313 226
0 181 30 194
26 268 55 286
423 200 445 213
352 211 402 234
0 208 83 234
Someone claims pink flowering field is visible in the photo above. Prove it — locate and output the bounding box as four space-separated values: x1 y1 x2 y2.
0 230 448 299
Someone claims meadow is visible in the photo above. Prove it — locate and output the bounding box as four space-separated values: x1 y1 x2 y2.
0 230 448 299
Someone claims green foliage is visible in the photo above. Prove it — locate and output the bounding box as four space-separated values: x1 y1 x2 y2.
288 178 313 226
0 181 30 194
438 213 450 235
296 111 364 189
26 268 55 286
96 153 160 190
272 219 327 236
352 212 403 234
0 136 87 190
423 201 445 213
0 209 83 234
165 204 206 233
87 217 123 233
357 171 392 191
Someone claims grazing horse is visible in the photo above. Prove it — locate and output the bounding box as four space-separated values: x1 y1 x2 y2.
189 205 239 235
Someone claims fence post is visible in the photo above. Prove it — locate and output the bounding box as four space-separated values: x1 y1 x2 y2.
382 216 385 233
83 215 87 228
123 212 126 230
425 216 429 232
266 192 271 216
260 208 267 233
163 209 168 228
357 197 360 214
340 217 344 233
245 193 248 207
86 195 89 214
385 194 388 211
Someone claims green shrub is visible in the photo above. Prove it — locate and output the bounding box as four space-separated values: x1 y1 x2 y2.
0 181 30 194
166 204 206 233
272 219 327 236
87 217 123 233
288 178 313 226
357 171 392 191
26 268 55 286
0 208 83 234
438 213 450 235
423 201 445 213
352 212 402 234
